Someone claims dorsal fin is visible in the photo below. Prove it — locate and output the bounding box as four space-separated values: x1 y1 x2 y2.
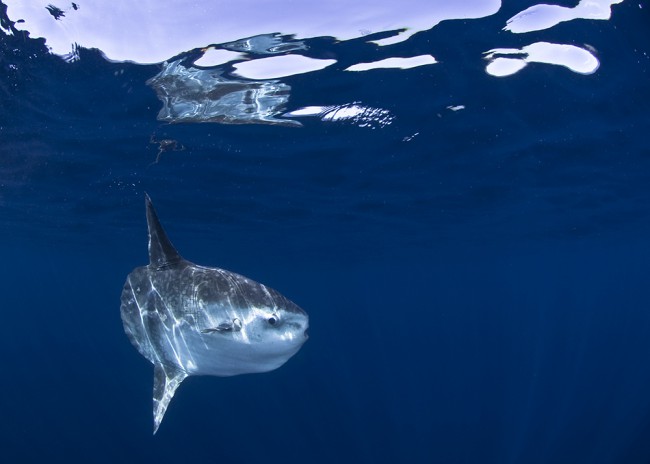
145 194 183 269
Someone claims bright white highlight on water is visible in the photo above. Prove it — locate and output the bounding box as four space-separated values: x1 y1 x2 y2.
284 107 328 117
194 49 247 67
284 104 394 128
504 0 624 33
484 42 600 77
232 55 337 79
345 55 437 72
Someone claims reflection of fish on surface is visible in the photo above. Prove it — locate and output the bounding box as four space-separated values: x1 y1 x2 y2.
120 194 309 434
146 60 301 127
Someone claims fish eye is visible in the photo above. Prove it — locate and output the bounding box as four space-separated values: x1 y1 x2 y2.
267 315 278 326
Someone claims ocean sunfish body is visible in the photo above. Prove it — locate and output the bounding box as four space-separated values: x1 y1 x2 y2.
120 195 309 434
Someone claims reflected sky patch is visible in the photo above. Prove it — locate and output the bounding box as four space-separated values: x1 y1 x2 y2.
345 55 438 72
484 43 600 77
232 55 337 80
504 0 624 34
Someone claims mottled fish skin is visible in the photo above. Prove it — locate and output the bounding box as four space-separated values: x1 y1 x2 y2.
120 194 309 434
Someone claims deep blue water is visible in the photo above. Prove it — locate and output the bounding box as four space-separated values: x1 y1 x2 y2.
2 1 650 463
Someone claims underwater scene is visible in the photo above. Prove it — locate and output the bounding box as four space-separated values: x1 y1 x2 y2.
1 1 650 462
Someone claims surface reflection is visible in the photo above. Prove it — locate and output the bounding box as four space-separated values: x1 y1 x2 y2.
4 0 500 64
484 43 599 77
147 60 300 126
3 0 627 126
504 0 624 34
284 103 394 129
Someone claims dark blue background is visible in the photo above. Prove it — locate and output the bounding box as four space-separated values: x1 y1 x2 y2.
1 1 650 462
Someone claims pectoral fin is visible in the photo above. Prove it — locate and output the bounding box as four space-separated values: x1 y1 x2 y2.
152 363 188 434
201 318 242 334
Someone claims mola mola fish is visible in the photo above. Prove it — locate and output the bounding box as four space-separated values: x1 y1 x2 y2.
120 194 309 434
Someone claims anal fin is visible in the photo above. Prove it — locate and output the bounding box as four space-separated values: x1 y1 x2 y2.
153 363 188 434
